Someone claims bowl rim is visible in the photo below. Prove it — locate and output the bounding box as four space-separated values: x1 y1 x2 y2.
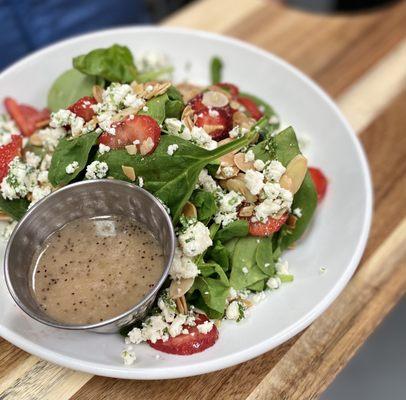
3 179 176 331
0 25 373 379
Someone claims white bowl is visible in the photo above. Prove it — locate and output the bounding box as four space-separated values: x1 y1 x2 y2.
0 26 372 379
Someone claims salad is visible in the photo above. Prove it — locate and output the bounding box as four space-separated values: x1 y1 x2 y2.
0 45 327 363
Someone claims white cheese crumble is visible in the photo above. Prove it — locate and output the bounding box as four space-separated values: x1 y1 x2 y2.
242 267 249 274
244 170 265 195
197 320 214 334
0 114 19 140
38 127 66 151
170 247 200 280
251 291 267 304
121 348 137 365
293 207 302 218
98 143 110 154
85 161 108 180
50 109 84 136
263 160 286 182
244 149 255 162
25 151 41 168
167 144 179 156
30 185 51 207
198 169 218 193
214 190 244 226
229 125 248 139
275 259 289 275
253 159 265 171
178 220 212 257
267 276 281 290
65 161 79 174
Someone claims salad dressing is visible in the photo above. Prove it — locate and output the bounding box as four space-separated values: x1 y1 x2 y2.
31 215 164 325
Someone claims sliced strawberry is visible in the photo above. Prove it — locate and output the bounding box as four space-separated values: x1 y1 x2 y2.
4 97 50 136
248 213 289 236
68 96 97 122
237 96 263 120
0 135 23 181
309 167 328 201
99 115 160 154
216 83 239 97
148 314 218 355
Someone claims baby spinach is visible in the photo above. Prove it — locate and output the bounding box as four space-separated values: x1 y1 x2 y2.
273 127 318 249
48 131 101 186
97 123 262 222
165 99 184 119
229 237 268 290
73 44 137 83
47 69 98 112
210 57 223 84
214 219 249 242
198 260 229 286
190 190 217 223
0 197 29 220
255 236 275 276
139 94 169 124
205 240 230 272
247 280 266 292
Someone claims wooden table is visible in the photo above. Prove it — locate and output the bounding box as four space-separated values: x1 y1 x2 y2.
1 1 406 398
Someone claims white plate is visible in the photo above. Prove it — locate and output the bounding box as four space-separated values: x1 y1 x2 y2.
0 27 372 379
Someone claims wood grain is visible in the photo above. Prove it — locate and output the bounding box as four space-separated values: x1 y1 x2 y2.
1 1 405 399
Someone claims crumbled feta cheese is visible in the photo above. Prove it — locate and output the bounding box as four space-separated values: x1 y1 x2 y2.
142 315 169 343
50 109 84 136
242 267 249 274
293 207 302 218
85 161 108 180
158 291 177 323
168 314 187 337
142 106 149 112
266 276 281 290
178 220 212 257
65 161 79 174
38 127 66 151
275 259 289 275
40 154 52 171
167 144 179 156
25 151 41 168
0 114 19 138
30 185 51 207
0 133 13 146
229 125 248 139
98 143 110 154
170 247 200 280
97 111 116 135
121 348 137 365
138 177 144 188
268 115 279 125
252 291 267 304
263 160 286 182
214 190 244 226
198 169 218 193
244 170 264 195
37 171 49 184
244 149 255 162
254 159 265 171
197 320 214 334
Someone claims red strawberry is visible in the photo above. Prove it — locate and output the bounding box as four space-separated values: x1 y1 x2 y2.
237 96 263 120
148 314 219 355
309 167 328 201
68 96 97 122
0 135 23 181
248 213 289 236
216 82 239 97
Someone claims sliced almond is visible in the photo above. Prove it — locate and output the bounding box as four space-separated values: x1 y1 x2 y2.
0 212 12 222
125 144 138 155
208 85 233 100
169 278 194 299
35 119 50 129
202 91 229 108
182 201 197 219
230 100 241 110
239 205 255 217
233 111 255 130
203 124 224 134
176 83 203 102
285 154 308 194
131 82 144 95
219 152 236 167
121 165 136 181
176 295 188 314
279 174 293 192
216 165 239 180
214 319 222 329
139 137 154 156
234 152 255 172
92 85 104 103
29 133 43 146
220 175 257 203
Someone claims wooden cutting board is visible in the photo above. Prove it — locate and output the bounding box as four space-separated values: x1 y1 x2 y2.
1 1 405 398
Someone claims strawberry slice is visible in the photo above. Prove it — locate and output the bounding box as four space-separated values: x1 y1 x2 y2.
68 96 97 122
309 167 328 201
237 96 263 120
216 83 239 97
248 213 289 236
148 314 219 355
4 97 50 136
189 94 233 141
0 135 23 181
99 115 160 154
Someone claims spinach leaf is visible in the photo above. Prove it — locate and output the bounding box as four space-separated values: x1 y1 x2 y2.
47 69 97 112
273 127 318 249
229 237 268 290
247 280 266 292
224 237 238 254
0 197 29 220
139 93 168 124
73 44 137 83
165 99 184 119
205 240 230 272
214 219 249 242
210 57 223 84
251 137 277 162
48 131 101 186
198 261 229 286
97 123 262 222
239 91 278 121
166 86 183 101
189 275 229 316
190 190 217 223
255 237 275 276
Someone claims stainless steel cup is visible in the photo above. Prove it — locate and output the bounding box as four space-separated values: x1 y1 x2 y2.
4 180 175 333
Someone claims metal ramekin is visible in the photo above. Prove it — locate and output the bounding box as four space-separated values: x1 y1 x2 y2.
4 180 175 333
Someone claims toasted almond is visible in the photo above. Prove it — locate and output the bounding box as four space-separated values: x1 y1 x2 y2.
0 212 12 222
111 105 144 122
202 90 229 108
182 201 197 219
219 152 236 167
35 119 50 129
230 100 241 110
203 124 224 134
142 81 171 100
131 82 144 95
242 299 253 308
92 85 104 103
208 85 233 100
239 205 255 217
125 144 138 155
121 165 136 181
220 175 257 203
233 111 255 129
214 319 222 328
234 152 255 172
216 165 239 180
139 137 154 156
169 278 194 299
285 154 308 194
29 133 43 146
176 295 188 314
176 83 203 102
279 174 293 192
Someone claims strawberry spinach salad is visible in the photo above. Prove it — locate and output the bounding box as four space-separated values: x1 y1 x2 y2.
0 44 327 362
